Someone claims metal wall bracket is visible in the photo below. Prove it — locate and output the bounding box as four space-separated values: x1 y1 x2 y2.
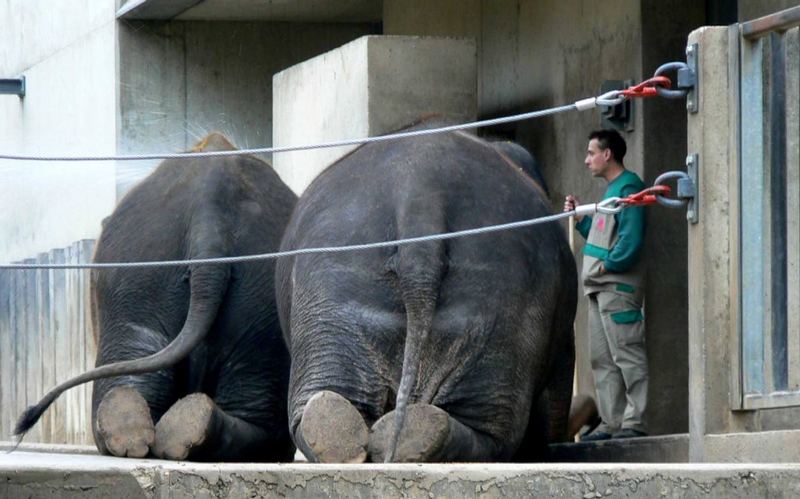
685 43 699 113
0 76 25 97
599 79 634 132
684 153 699 223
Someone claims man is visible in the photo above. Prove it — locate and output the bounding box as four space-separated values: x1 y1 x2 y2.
564 129 648 441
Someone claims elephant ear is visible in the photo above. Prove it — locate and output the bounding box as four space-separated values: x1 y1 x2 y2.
192 133 237 152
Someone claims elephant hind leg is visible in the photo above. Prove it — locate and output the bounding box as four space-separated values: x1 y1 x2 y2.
295 390 369 463
152 393 212 460
152 392 291 462
95 386 155 458
369 404 500 462
92 324 177 458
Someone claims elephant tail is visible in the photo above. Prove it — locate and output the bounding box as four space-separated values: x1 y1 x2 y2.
13 260 230 442
384 205 447 463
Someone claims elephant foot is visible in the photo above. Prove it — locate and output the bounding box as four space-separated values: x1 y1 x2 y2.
95 385 154 458
152 393 214 460
297 391 368 463
369 403 449 462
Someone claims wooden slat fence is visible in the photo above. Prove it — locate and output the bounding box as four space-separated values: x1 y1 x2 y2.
0 239 96 444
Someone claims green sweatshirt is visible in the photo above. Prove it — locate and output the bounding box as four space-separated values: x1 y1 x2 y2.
576 169 646 273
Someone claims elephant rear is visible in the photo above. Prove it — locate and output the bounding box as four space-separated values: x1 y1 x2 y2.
15 134 298 462
276 122 576 463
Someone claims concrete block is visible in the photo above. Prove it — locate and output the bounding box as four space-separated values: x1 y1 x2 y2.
273 35 477 193
703 430 800 463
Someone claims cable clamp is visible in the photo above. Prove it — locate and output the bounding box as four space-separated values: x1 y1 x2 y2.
575 97 598 111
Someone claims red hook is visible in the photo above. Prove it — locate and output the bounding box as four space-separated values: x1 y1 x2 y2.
620 76 672 98
620 185 671 206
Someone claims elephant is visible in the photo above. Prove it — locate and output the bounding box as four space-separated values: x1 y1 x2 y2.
14 133 297 462
489 139 550 195
275 120 578 463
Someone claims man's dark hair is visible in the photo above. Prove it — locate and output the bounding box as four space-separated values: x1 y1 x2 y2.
589 129 626 164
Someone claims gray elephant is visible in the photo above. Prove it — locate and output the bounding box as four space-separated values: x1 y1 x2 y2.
15 133 297 462
276 121 577 463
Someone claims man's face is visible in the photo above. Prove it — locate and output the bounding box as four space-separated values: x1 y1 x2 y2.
585 138 612 178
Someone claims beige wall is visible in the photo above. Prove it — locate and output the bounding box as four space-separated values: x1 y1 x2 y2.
384 0 706 436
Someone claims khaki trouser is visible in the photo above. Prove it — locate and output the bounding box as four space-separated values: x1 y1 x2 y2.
588 290 648 434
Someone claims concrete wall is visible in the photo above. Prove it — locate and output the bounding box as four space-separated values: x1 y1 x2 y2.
0 1 118 262
273 35 477 193
686 26 738 461
739 1 799 22
640 0 705 436
384 0 701 436
117 20 378 196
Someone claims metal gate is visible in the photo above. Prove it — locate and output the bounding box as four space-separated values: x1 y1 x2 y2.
736 7 800 409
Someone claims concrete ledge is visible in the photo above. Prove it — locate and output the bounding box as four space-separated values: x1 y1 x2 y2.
550 434 689 463
0 441 99 455
3 450 800 498
703 430 800 462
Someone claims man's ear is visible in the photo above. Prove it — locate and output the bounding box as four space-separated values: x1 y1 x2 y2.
603 148 612 162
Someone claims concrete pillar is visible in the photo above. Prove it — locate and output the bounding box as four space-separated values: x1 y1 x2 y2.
272 35 477 194
686 25 737 462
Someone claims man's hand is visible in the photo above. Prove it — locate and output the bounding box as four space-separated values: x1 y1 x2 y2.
564 195 584 222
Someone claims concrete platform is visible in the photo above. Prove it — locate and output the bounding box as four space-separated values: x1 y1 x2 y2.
2 443 800 498
550 434 690 463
